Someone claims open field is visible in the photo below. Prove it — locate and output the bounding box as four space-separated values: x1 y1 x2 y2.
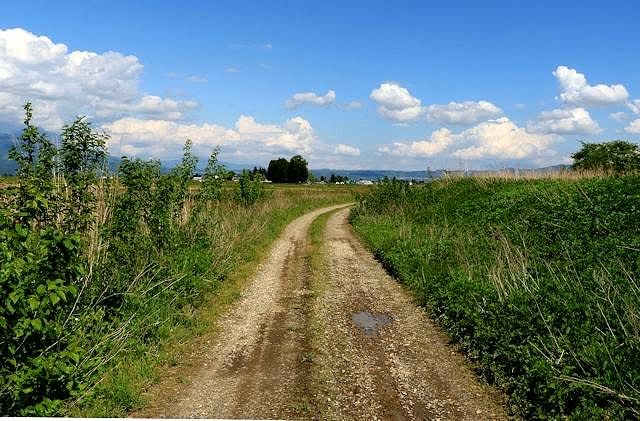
350 175 640 418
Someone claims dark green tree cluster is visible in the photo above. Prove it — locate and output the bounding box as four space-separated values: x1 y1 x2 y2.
329 173 349 183
572 140 640 173
249 166 267 180
266 155 308 183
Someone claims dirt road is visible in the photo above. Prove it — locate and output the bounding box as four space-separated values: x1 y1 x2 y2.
135 205 506 420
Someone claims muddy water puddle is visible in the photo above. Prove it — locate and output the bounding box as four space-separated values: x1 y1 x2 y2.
352 311 392 337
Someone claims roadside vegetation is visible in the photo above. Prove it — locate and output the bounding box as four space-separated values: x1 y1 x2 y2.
350 165 640 418
0 104 359 416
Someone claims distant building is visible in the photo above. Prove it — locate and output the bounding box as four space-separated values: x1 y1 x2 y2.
357 179 374 185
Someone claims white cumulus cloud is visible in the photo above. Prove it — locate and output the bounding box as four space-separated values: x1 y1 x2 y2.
627 100 640 114
426 101 502 125
625 119 640 134
369 82 424 122
378 128 453 157
102 115 315 159
553 65 629 107
285 90 336 109
452 118 558 160
0 27 197 130
379 118 558 162
527 107 601 135
333 143 361 156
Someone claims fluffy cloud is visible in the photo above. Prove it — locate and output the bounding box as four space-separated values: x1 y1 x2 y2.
426 101 502 125
0 28 197 130
286 90 336 109
452 118 557 160
378 128 453 157
333 143 361 156
102 115 315 159
369 82 424 122
527 107 601 135
553 65 629 107
625 119 640 134
379 118 558 162
628 100 640 114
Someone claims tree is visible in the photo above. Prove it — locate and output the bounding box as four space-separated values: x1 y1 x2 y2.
234 169 265 205
200 147 226 201
287 155 308 183
60 116 108 231
572 140 640 173
267 157 289 183
8 103 59 226
249 166 267 181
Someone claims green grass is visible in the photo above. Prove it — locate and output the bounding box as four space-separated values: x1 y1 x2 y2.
306 206 343 418
350 176 640 418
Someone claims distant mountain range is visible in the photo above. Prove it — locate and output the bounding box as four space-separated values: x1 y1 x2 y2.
309 168 444 181
0 133 569 178
0 134 18 175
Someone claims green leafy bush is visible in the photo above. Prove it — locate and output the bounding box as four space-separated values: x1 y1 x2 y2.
234 170 265 205
1 104 86 414
572 140 640 173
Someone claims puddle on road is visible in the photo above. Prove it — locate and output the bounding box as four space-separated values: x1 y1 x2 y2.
352 311 392 337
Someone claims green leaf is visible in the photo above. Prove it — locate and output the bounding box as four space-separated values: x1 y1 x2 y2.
68 284 78 296
62 237 76 250
28 296 40 310
49 292 60 305
9 290 20 303
68 352 80 364
31 319 42 331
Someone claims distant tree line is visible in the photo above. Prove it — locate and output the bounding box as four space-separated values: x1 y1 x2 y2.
266 155 308 183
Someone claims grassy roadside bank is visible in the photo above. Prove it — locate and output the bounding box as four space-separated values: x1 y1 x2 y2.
350 176 640 418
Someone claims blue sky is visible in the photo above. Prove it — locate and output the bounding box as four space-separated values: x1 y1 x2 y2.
1 0 639 169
